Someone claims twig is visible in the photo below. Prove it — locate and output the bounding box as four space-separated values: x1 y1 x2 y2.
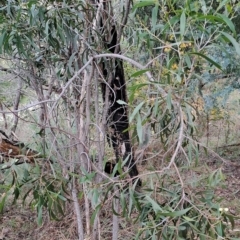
167 104 184 168
49 53 166 115
0 99 55 114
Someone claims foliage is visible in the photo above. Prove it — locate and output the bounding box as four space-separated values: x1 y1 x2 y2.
0 162 68 225
0 0 87 82
0 0 240 239
126 0 240 146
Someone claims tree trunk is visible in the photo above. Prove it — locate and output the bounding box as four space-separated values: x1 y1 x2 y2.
100 4 141 186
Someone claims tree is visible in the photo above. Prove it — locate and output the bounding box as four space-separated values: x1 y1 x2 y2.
0 0 239 239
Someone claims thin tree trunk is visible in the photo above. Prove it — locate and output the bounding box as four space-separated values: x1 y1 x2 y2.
112 187 120 240
99 3 141 185
0 102 7 129
10 78 22 135
72 177 85 240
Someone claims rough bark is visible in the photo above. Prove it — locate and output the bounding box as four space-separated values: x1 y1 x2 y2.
100 4 141 185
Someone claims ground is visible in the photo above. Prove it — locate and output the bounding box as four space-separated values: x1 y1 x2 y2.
0 153 240 239
1 91 240 239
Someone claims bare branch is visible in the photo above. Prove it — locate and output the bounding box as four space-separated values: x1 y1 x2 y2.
49 53 166 115
167 104 185 168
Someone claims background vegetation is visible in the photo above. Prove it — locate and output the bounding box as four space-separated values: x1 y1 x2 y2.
0 0 240 239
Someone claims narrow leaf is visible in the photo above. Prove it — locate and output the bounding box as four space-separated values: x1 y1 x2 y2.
189 52 222 70
220 31 240 56
37 205 43 225
152 5 158 31
166 91 172 110
180 11 186 37
137 113 143 145
159 207 192 217
90 204 101 225
145 195 162 212
45 19 51 40
116 100 127 105
131 69 150 78
0 193 8 213
0 31 6 53
129 101 145 122
216 14 235 35
133 0 156 10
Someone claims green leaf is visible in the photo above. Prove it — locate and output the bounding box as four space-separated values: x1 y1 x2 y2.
216 14 235 35
128 189 134 217
166 91 172 110
183 216 195 222
37 205 43 225
16 35 26 57
131 69 150 77
90 204 101 225
159 207 192 217
215 0 230 13
0 192 8 213
152 5 158 31
129 101 145 122
120 191 127 217
57 194 67 201
129 83 149 103
137 113 143 145
184 54 191 69
112 200 120 216
220 31 240 56
0 31 6 53
92 188 99 207
23 188 33 205
13 187 20 202
189 52 222 70
57 24 66 43
223 213 235 229
133 0 156 10
67 51 77 74
215 221 223 237
145 195 162 212
45 19 51 40
180 11 186 38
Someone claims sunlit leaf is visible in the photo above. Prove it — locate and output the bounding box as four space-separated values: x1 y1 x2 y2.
117 100 127 105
